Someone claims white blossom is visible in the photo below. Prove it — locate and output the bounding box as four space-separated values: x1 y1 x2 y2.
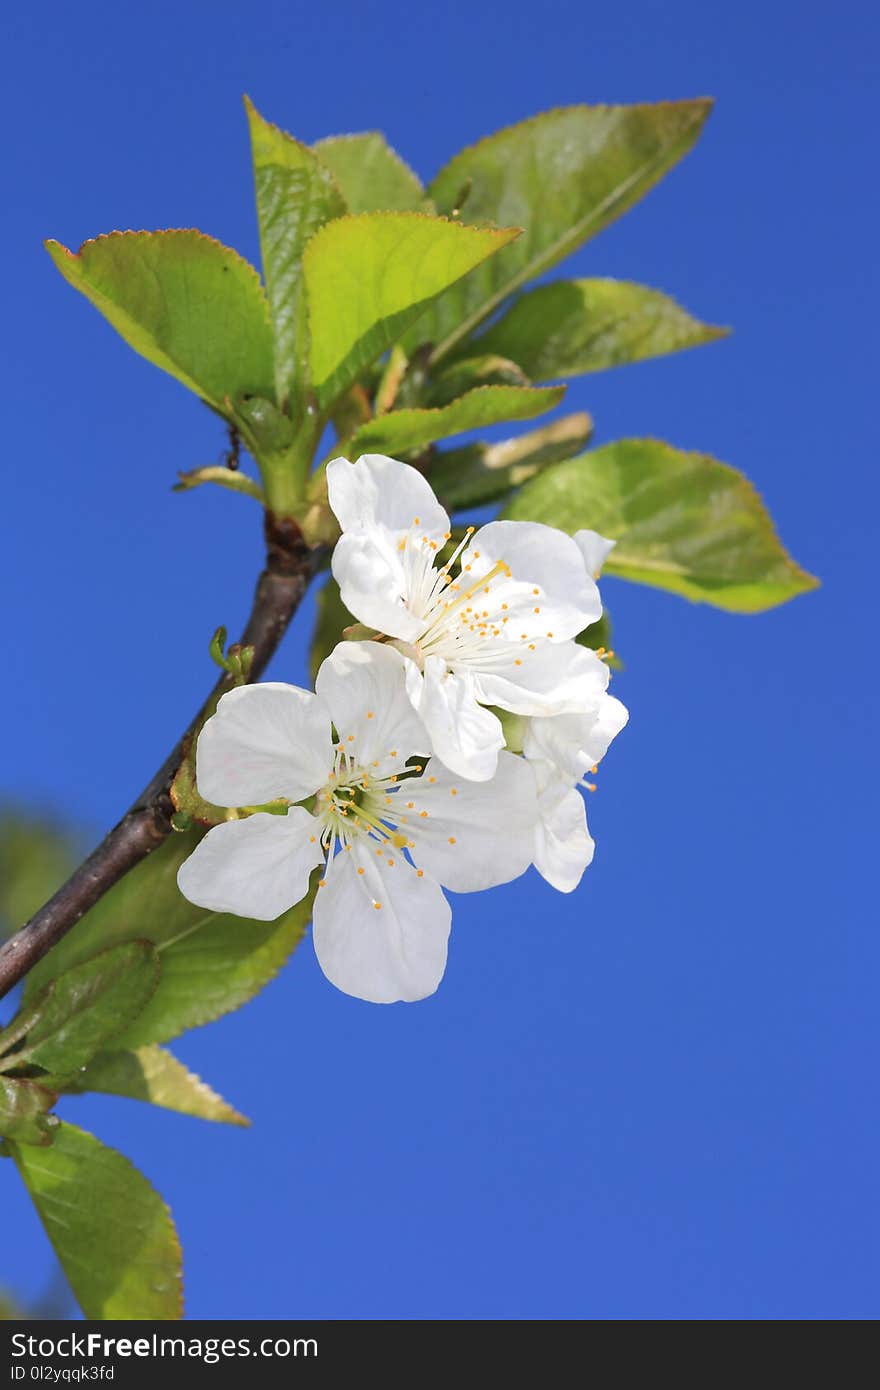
177 642 538 1003
326 453 605 781
522 652 628 893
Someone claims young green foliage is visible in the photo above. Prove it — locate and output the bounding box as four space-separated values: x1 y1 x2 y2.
46 232 274 413
25 832 315 1048
503 438 818 611
303 213 521 406
414 100 714 360
471 279 729 378
11 1123 183 1320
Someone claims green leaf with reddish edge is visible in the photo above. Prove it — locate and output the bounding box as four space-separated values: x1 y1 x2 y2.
503 438 819 612
343 384 564 458
11 1122 183 1320
0 1077 58 1146
471 279 728 379
245 97 347 413
429 412 593 510
24 833 315 1048
0 942 160 1078
303 212 521 407
67 1045 248 1127
411 100 713 360
46 231 274 414
314 132 424 212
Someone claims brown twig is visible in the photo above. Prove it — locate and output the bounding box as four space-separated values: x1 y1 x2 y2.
0 515 320 1000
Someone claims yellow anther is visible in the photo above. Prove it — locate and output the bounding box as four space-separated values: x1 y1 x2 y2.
373 901 382 910
357 867 365 875
309 835 316 843
390 749 397 757
515 659 522 666
347 734 354 742
367 711 375 719
450 788 458 796
387 858 394 867
546 631 554 638
448 836 456 845
414 516 420 524
534 606 541 614
532 587 539 595
318 879 326 888
419 810 428 818
428 775 436 783
529 643 536 651
407 801 414 809
416 869 424 878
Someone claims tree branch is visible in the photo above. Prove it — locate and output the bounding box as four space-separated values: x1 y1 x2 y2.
0 515 321 1001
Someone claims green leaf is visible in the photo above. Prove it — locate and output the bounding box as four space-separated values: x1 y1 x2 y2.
314 132 424 212
46 231 274 414
11 1122 182 1319
246 98 347 412
303 212 520 406
69 1045 248 1126
0 1077 57 1146
0 808 78 939
472 278 728 379
503 438 818 612
25 833 314 1047
423 354 530 407
416 100 713 360
428 412 593 510
345 384 564 458
1 942 160 1077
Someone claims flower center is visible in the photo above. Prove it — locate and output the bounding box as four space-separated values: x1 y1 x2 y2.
397 522 525 668
314 745 414 859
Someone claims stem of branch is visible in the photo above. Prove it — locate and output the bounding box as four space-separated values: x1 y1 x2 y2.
0 514 320 1001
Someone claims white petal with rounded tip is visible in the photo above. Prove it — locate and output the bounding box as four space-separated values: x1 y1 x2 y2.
327 454 449 542
316 640 430 773
407 750 537 892
523 694 629 783
406 656 504 782
461 519 601 639
312 842 450 1003
532 771 595 893
574 529 616 579
471 639 609 717
330 533 425 643
196 683 333 808
176 808 323 921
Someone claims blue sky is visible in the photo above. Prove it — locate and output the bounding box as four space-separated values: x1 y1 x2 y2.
2 0 876 1319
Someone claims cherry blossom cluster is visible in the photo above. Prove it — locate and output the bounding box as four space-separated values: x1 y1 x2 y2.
177 454 627 1002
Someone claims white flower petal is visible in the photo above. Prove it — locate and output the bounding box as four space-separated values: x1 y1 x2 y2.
471 639 609 717
407 750 537 892
176 808 323 921
315 640 429 772
523 694 629 783
406 656 504 781
327 454 449 542
196 683 333 808
312 842 450 1003
330 533 425 643
532 773 595 893
574 529 616 579
462 519 601 639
